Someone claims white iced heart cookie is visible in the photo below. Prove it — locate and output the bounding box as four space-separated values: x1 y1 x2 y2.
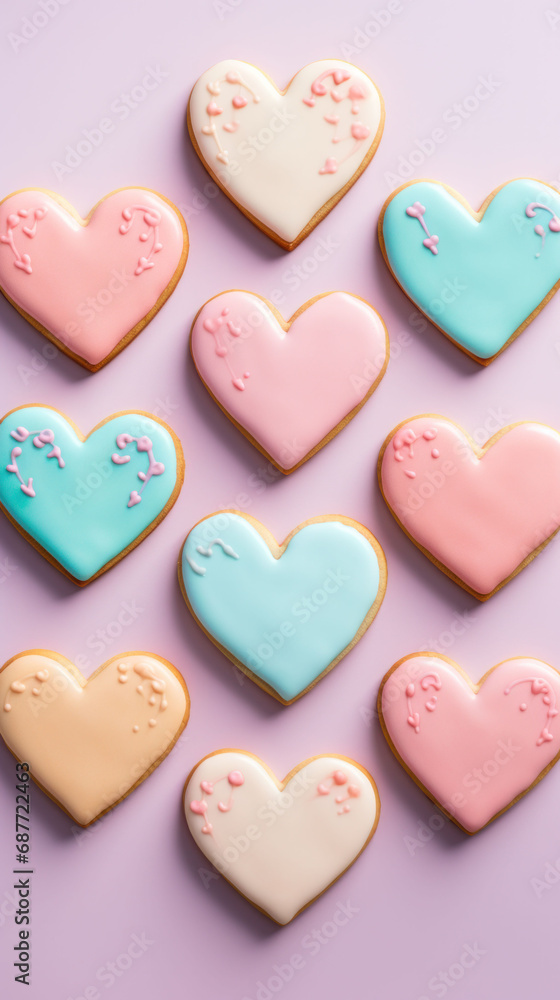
187 59 384 249
184 750 379 924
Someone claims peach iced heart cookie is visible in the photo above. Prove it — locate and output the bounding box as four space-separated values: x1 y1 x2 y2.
184 750 379 923
378 415 560 599
379 654 560 833
191 290 389 472
0 187 188 370
0 651 190 826
187 59 384 249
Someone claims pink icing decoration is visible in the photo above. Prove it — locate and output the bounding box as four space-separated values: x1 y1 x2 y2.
0 206 47 274
381 656 560 833
406 201 439 254
203 307 250 390
111 433 165 508
202 73 260 162
190 800 207 815
6 425 65 497
504 677 558 745
192 291 388 471
0 189 185 367
350 122 370 141
303 69 371 175
315 769 361 814
189 770 245 835
381 417 560 596
118 205 162 276
405 672 442 732
525 202 560 257
319 158 338 175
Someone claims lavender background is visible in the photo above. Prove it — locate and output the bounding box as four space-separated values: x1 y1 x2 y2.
1 0 559 997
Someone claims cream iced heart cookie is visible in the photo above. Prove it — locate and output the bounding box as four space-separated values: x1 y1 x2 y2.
0 405 184 584
379 654 560 833
187 59 384 249
0 187 188 370
378 178 560 363
179 511 386 704
184 750 379 923
0 651 190 826
378 415 560 600
191 290 389 472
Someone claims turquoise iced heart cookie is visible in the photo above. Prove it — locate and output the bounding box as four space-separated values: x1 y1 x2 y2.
379 178 560 363
0 405 183 584
179 511 386 704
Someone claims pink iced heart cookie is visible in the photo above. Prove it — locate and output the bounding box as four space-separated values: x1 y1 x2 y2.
379 655 560 833
378 415 560 599
191 290 389 472
0 650 190 826
0 187 188 370
187 59 384 250
183 750 379 923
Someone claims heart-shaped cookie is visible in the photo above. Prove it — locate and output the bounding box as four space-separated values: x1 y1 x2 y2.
0 651 190 826
179 511 386 703
379 178 560 363
378 415 560 599
0 187 188 369
379 654 560 833
184 750 379 923
188 59 384 249
191 290 389 472
0 405 184 584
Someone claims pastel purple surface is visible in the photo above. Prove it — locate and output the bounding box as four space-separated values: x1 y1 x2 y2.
0 1 558 998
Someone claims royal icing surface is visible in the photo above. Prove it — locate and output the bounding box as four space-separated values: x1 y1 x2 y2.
180 513 385 703
188 60 383 247
0 406 182 583
380 655 560 833
379 416 560 597
0 188 187 367
0 652 189 826
184 751 379 923
381 179 560 360
191 291 388 471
